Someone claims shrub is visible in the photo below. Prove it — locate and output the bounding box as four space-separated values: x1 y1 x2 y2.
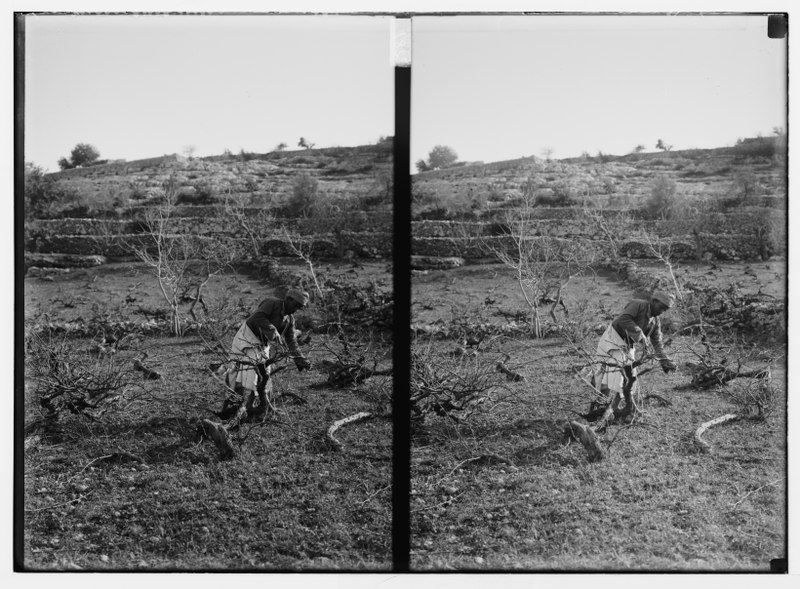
596 151 615 164
179 180 218 205
360 172 392 209
415 159 432 173
600 176 617 194
410 337 509 422
283 172 318 217
728 168 760 208
26 332 146 423
24 167 129 219
24 163 75 218
642 174 677 219
318 275 393 331
731 136 776 160
536 181 577 207
129 184 149 200
243 176 260 193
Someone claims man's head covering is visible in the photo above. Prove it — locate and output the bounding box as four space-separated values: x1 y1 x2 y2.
652 290 675 308
286 288 310 307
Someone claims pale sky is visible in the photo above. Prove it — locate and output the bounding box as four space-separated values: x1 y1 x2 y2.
25 14 395 171
412 15 787 165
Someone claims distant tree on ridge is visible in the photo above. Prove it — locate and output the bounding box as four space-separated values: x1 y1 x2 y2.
58 143 101 169
426 145 458 170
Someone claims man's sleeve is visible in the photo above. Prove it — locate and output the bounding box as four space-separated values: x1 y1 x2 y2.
611 301 644 342
283 316 305 359
649 318 667 359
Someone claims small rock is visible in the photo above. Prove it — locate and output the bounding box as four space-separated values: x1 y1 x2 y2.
100 554 110 563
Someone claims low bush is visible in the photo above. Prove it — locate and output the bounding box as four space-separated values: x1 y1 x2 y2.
178 181 218 205
641 174 677 220
535 182 578 207
25 332 150 424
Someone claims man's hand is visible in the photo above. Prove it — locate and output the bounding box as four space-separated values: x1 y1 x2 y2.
295 357 311 372
660 358 677 374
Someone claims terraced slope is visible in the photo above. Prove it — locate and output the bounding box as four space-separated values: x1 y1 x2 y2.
25 141 393 262
412 140 785 216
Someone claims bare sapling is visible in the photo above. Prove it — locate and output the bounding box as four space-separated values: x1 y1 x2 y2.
580 204 633 263
278 225 324 301
222 189 275 260
640 231 683 303
485 191 595 338
133 176 235 335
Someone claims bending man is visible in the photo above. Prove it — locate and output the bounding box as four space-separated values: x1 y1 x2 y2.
593 290 677 417
207 288 312 458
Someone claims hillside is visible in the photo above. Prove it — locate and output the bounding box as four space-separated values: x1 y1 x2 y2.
25 140 394 263
44 141 392 210
410 137 786 263
412 138 785 217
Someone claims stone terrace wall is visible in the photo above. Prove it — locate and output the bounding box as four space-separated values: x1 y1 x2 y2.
26 210 392 238
30 231 393 259
411 234 767 262
26 205 780 262
411 207 785 240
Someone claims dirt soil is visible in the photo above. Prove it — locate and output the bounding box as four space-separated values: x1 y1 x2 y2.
23 261 393 571
412 262 634 330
